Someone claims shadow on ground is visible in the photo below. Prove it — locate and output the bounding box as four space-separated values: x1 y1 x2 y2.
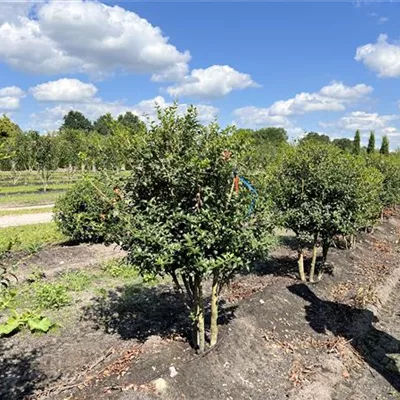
83 283 236 344
289 284 400 392
0 342 46 400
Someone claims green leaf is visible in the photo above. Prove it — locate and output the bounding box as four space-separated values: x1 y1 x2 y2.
0 317 21 335
27 316 53 332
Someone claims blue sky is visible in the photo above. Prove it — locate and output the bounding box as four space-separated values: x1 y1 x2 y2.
1 1 400 147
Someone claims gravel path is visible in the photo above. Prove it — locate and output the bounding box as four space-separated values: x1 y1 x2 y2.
0 212 53 228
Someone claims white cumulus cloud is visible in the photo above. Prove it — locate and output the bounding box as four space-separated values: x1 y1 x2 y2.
0 1 190 80
233 81 372 129
30 79 98 102
335 111 398 131
166 65 259 99
30 96 219 131
0 86 25 111
355 34 400 78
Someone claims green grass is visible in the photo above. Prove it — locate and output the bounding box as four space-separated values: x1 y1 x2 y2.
0 183 72 195
0 207 54 217
59 271 92 292
0 222 66 253
0 191 62 207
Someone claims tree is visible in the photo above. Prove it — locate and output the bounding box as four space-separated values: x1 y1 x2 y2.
270 142 382 282
108 105 273 351
300 131 330 144
367 131 375 154
118 111 145 133
353 130 361 155
61 111 92 132
380 135 390 156
231 127 289 169
0 115 20 140
93 113 115 136
58 129 84 180
332 138 353 153
368 154 400 214
36 135 61 191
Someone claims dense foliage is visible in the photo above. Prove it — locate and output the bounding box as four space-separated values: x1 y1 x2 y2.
105 106 274 351
269 142 383 282
54 177 116 243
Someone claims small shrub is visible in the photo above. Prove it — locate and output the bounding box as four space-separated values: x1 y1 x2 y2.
101 258 139 279
33 282 71 309
59 270 91 291
54 177 115 243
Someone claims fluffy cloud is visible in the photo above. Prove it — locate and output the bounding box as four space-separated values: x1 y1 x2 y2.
355 34 400 78
233 106 291 127
0 1 190 80
267 82 372 117
166 65 259 99
319 81 372 99
30 79 98 102
334 111 398 131
233 81 372 130
30 96 219 131
0 0 32 24
0 86 25 110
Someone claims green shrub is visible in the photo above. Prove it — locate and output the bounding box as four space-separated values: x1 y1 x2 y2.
54 177 116 243
33 282 71 309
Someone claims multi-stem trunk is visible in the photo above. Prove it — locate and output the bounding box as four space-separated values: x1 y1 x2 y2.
309 232 318 283
322 239 329 264
297 242 306 282
195 275 205 353
210 270 219 347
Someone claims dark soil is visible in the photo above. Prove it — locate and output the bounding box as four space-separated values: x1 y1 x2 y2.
1 216 400 400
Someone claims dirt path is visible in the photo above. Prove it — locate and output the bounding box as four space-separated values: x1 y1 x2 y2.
0 212 53 227
0 204 54 211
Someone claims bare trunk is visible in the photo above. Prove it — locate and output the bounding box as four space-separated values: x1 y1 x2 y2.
197 277 205 353
210 271 219 347
322 240 329 264
309 233 318 283
297 244 306 282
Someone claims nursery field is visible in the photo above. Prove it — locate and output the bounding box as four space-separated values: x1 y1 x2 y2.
0 214 399 400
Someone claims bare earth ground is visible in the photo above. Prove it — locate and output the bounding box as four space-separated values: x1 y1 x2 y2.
1 215 400 400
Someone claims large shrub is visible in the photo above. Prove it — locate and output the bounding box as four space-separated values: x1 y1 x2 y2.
110 105 274 351
269 142 382 282
367 153 400 212
54 177 116 243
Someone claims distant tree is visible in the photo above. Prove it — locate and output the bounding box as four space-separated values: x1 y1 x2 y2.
93 113 115 136
332 138 353 153
367 131 375 154
61 111 92 132
36 135 61 191
0 115 21 139
18 131 40 172
300 131 330 144
353 130 361 155
380 135 390 156
117 112 145 133
254 127 288 145
232 127 289 168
